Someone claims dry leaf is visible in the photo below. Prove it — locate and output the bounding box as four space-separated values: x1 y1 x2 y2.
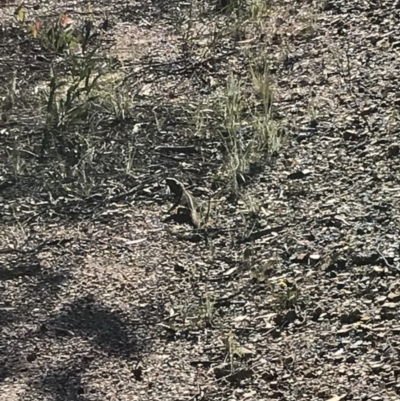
327 394 346 401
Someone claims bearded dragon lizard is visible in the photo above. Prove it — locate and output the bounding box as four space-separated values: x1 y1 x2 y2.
165 177 201 228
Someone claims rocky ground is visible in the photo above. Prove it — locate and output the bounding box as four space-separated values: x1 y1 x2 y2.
1 0 400 400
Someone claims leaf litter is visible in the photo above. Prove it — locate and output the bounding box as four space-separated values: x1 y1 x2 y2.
1 0 400 400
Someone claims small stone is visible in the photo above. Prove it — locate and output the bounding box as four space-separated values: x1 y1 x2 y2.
287 171 305 180
340 310 361 324
382 302 397 309
387 292 400 302
26 353 37 363
388 144 399 157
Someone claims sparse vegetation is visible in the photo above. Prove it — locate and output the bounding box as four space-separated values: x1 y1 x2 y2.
1 0 397 400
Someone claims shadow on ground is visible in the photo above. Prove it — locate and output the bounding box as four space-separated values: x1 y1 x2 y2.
0 265 161 389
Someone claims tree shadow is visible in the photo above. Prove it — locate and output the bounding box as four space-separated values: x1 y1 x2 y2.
0 254 72 384
1 294 160 393
40 366 86 401
0 251 160 387
45 295 145 359
0 254 42 281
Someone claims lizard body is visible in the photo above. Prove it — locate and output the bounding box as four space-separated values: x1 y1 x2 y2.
165 177 200 228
